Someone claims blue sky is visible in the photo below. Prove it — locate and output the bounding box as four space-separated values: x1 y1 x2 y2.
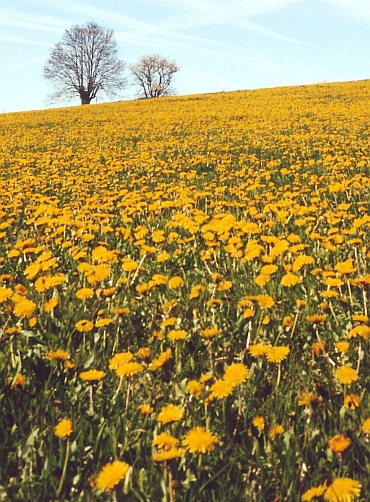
1 0 370 113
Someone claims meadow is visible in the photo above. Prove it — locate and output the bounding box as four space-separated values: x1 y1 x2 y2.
0 79 370 501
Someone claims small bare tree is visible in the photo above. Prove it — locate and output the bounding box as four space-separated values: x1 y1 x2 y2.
44 22 126 105
130 55 179 98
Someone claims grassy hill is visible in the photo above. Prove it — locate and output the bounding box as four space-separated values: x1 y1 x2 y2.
0 80 370 501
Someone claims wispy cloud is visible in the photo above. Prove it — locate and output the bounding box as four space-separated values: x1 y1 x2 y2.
320 0 370 24
0 34 50 48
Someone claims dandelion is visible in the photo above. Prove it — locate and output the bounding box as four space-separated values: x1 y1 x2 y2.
75 319 94 332
256 294 275 309
361 418 370 434
115 362 143 377
136 347 151 359
152 447 184 461
323 478 361 502
168 276 183 289
152 432 179 450
44 297 59 312
208 379 234 400
252 416 265 432
182 426 218 454
96 461 130 492
344 394 360 409
79 369 106 382
266 346 290 363
223 363 249 386
168 329 188 341
95 317 113 327
328 434 351 453
268 424 284 439
335 259 356 274
186 380 203 397
45 349 69 361
8 373 26 387
157 404 184 424
335 341 350 353
55 418 73 439
75 288 94 300
138 403 154 415
280 273 302 287
13 298 37 318
200 327 220 339
298 391 323 407
336 365 358 385
248 343 271 357
0 286 13 302
109 352 133 369
347 325 370 339
301 482 327 501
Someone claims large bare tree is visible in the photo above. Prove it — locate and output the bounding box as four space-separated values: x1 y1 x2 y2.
130 55 179 98
44 22 126 105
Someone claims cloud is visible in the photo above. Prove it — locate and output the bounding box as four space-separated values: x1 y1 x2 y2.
320 0 370 23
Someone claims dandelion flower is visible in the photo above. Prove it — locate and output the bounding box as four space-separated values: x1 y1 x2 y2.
280 273 302 287
361 418 370 434
186 380 203 397
152 447 184 461
157 404 184 424
136 347 151 359
55 418 73 439
301 482 327 501
79 369 106 382
109 352 133 369
252 416 265 432
168 276 183 289
13 299 37 318
138 403 153 415
75 319 94 332
323 477 361 502
75 288 95 300
96 460 130 492
335 341 350 353
115 362 143 377
268 424 284 439
182 426 218 454
266 346 290 363
45 349 69 361
168 329 188 341
344 394 360 410
200 327 220 339
256 294 275 309
208 379 234 400
328 434 351 453
152 432 179 450
223 363 249 386
248 343 271 357
347 325 370 339
336 366 358 385
95 318 113 327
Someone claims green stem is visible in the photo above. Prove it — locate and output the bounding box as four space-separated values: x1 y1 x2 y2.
57 438 70 497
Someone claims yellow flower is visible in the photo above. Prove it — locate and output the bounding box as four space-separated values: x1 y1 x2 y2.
167 276 183 289
157 404 184 424
344 394 360 409
361 417 370 434
186 380 203 397
115 362 143 377
335 341 350 353
168 329 188 341
252 416 265 432
208 379 234 400
298 391 323 407
323 478 361 502
148 348 172 371
109 352 133 369
248 343 271 357
96 460 130 492
266 346 290 363
328 434 351 453
44 297 59 312
152 447 184 461
95 317 113 327
13 298 37 318
152 432 179 450
200 327 220 339
347 325 370 339
301 482 327 501
223 363 249 386
280 273 302 287
76 287 95 300
79 369 106 382
268 424 284 439
335 259 356 274
182 426 218 454
8 373 26 387
75 319 94 332
136 347 151 359
335 365 358 385
138 403 153 415
55 418 73 439
45 349 69 361
0 286 13 302
256 294 275 309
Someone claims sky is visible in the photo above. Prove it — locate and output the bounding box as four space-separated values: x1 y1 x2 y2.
1 0 370 113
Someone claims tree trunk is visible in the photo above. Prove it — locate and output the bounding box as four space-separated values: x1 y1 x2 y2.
80 90 92 105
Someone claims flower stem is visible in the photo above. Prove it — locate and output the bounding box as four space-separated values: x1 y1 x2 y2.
57 438 70 497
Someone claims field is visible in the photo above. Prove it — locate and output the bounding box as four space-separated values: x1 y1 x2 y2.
1 80 370 501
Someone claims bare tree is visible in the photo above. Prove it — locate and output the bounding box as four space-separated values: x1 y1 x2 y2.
130 55 179 98
44 22 126 105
